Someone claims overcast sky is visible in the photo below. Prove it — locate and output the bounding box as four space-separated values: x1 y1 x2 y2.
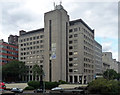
0 0 118 60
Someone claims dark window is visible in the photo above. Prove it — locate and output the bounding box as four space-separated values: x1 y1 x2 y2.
69 29 73 33
69 58 73 61
69 46 73 49
69 35 73 38
69 52 73 55
69 69 73 72
69 41 73 44
69 63 73 67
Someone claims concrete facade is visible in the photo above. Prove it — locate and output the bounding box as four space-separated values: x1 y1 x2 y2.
18 4 102 83
8 35 19 45
68 19 95 84
18 29 44 81
44 5 69 82
94 41 102 76
102 52 118 73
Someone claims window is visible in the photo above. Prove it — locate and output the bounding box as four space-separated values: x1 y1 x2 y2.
74 34 78 37
74 28 78 32
74 57 78 60
40 40 43 43
69 29 73 33
69 69 73 72
37 36 39 39
30 37 32 40
33 41 36 44
69 52 73 55
69 46 73 49
74 45 77 49
69 58 73 61
40 35 44 38
69 35 73 38
33 36 36 40
74 40 78 43
27 38 29 41
69 41 73 44
69 63 73 67
74 51 78 55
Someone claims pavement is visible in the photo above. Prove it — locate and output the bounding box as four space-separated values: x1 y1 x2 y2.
5 83 28 89
59 84 88 89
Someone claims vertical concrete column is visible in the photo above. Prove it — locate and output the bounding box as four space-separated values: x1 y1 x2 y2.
77 75 79 83
82 75 84 84
73 75 74 83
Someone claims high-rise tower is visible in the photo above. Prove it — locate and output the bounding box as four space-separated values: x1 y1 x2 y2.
44 4 69 82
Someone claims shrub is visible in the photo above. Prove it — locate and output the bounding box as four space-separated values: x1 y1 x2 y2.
45 81 59 89
59 80 68 84
24 86 34 90
27 81 40 89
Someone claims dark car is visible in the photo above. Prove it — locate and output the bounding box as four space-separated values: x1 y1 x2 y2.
34 89 43 93
11 88 23 93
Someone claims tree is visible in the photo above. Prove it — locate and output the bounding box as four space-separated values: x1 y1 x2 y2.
117 73 120 81
2 60 27 82
103 69 118 80
88 78 120 94
32 64 44 81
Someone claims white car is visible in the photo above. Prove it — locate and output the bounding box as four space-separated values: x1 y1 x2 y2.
11 88 23 93
51 87 63 91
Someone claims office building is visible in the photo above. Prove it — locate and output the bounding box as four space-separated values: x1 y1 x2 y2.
19 29 44 81
102 52 118 73
18 4 102 83
0 39 18 65
8 35 19 45
94 40 102 77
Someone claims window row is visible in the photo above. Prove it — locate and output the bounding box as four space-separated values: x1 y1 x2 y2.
69 69 78 73
69 40 78 44
84 46 93 53
69 27 81 33
0 55 18 59
69 63 78 67
0 50 18 55
82 28 94 39
27 55 44 59
0 45 18 51
69 34 78 38
84 35 93 43
20 35 44 42
84 40 93 49
84 52 93 59
69 45 78 50
84 69 94 73
69 57 78 61
27 60 43 64
84 63 94 68
69 51 78 56
84 57 94 63
21 50 44 55
21 45 44 51
20 40 44 46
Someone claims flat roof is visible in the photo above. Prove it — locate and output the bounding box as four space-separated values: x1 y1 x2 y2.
69 19 94 34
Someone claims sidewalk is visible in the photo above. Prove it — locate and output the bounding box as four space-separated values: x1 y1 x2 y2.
6 83 28 89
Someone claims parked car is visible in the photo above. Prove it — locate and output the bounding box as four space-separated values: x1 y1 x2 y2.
34 89 43 93
0 82 6 90
51 87 63 91
11 88 23 93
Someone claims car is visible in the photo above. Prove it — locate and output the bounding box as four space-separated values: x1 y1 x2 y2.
51 87 63 91
34 89 43 93
11 88 23 93
0 82 6 90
